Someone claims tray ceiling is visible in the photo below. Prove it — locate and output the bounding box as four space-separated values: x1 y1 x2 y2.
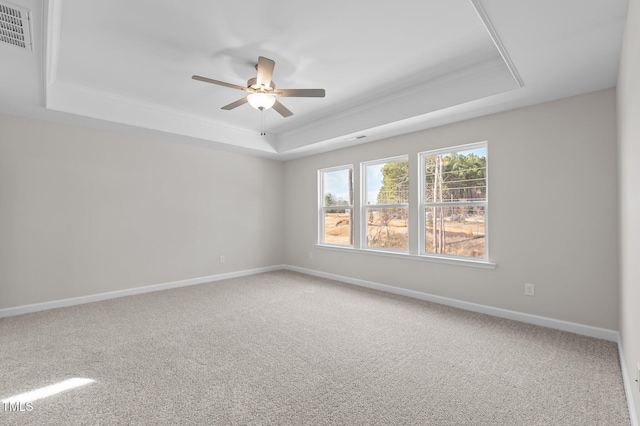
0 0 628 159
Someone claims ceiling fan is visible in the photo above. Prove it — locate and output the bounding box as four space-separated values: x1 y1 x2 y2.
192 56 325 118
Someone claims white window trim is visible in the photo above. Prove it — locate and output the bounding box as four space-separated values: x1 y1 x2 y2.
418 141 489 261
318 164 354 247
361 155 409 253
316 142 496 268
314 244 497 269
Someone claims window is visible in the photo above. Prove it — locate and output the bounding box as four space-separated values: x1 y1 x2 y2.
317 142 491 267
319 166 353 246
362 157 409 251
420 143 487 259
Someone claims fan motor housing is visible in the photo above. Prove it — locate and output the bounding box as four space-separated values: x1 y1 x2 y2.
247 77 275 91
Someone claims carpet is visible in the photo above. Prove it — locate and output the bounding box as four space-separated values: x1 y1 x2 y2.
0 270 630 425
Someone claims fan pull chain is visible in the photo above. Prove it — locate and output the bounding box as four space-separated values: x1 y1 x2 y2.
260 109 266 136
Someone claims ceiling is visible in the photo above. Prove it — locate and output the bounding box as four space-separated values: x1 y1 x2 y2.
0 0 629 160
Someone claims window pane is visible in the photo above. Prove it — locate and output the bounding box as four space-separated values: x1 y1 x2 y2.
366 208 408 250
425 206 485 258
323 209 352 246
323 169 353 207
424 148 486 203
366 160 409 205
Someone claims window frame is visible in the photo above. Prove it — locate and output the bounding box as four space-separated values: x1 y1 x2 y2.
418 141 489 260
360 155 410 253
315 142 495 269
318 164 354 248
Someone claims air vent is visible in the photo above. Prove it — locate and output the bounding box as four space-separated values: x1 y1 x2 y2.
0 2 32 50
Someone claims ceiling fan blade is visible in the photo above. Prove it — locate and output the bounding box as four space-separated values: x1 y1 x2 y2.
221 97 248 110
192 75 251 92
272 89 326 98
272 99 293 117
256 56 275 88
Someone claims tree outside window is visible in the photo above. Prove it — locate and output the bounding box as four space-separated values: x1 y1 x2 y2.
421 143 487 259
363 157 409 251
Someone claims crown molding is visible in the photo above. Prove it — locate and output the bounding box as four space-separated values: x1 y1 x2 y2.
469 0 524 88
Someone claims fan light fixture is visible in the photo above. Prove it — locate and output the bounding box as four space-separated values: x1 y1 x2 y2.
247 92 276 110
192 56 325 119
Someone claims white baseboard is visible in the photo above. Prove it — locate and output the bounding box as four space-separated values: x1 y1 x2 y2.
283 265 619 342
618 339 640 426
0 265 284 319
1 263 620 343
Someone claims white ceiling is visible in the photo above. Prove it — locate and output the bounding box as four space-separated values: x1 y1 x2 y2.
0 0 629 160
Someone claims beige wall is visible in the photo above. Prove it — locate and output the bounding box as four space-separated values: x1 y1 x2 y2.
284 89 619 330
618 0 640 420
1 90 620 331
0 113 284 309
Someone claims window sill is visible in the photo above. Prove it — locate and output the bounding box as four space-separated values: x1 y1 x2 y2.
314 244 497 269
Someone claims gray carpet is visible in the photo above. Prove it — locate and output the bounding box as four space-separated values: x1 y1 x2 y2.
0 270 630 425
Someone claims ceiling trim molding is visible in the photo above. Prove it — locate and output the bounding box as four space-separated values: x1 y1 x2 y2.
276 56 519 153
469 0 525 88
43 0 61 88
46 80 277 153
50 80 255 132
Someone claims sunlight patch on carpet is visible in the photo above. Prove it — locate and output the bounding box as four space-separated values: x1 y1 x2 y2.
1 378 95 403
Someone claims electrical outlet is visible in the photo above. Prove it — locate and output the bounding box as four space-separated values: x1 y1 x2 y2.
219 256 225 264
524 283 535 296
